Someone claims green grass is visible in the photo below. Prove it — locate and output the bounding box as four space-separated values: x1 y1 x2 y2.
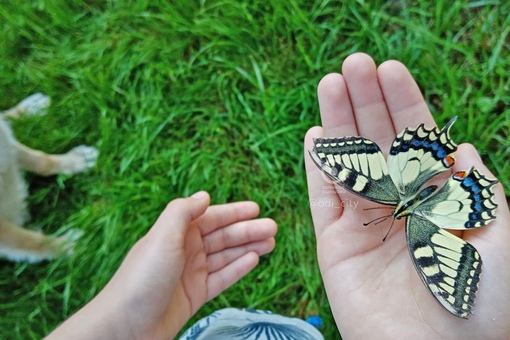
0 1 509 339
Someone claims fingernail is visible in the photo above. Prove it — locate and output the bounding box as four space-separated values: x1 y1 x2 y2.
191 191 207 199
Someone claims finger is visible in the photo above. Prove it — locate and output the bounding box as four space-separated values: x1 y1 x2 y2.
317 73 357 137
305 127 344 233
342 53 395 148
207 252 259 301
207 238 275 273
203 218 277 254
195 201 261 236
377 60 435 132
149 191 211 242
453 144 496 177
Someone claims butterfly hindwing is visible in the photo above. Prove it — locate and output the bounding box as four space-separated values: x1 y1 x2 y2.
387 117 458 197
310 136 399 205
415 167 498 230
407 214 481 318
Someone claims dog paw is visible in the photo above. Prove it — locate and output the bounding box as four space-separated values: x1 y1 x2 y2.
63 228 84 242
70 145 99 169
60 145 99 174
15 93 51 116
53 229 84 257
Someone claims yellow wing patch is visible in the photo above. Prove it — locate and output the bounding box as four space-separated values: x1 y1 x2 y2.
407 215 481 319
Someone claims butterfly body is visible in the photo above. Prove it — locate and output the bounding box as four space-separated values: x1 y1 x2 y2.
393 184 438 220
310 117 498 319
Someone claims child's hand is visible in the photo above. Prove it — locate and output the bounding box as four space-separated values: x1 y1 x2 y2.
46 192 277 339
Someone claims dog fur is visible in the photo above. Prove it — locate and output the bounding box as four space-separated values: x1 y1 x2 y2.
0 94 98 262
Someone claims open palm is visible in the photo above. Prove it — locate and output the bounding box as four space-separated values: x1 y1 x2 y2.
304 53 510 339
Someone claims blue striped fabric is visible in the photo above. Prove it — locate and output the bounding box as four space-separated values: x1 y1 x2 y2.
179 308 324 340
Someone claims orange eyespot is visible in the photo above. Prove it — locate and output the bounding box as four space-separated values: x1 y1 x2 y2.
453 170 468 180
443 155 455 167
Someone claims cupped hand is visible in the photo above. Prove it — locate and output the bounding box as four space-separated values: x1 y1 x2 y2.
47 192 277 339
304 53 510 339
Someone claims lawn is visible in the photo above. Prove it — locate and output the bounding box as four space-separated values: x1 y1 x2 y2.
0 1 508 339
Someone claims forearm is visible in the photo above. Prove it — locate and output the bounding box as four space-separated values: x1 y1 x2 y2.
45 296 121 340
45 262 190 339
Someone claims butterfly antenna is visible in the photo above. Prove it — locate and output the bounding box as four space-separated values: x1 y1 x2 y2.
363 206 394 211
382 218 397 242
363 214 392 226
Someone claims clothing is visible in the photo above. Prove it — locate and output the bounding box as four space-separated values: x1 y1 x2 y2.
179 308 324 340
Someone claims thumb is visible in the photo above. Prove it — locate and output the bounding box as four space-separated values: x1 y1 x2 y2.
149 191 211 239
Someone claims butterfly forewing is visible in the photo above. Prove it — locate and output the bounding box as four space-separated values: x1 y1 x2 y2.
416 168 498 230
407 214 482 318
310 136 399 205
387 117 458 197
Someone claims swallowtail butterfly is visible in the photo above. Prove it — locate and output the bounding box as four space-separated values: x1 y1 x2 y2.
309 117 498 318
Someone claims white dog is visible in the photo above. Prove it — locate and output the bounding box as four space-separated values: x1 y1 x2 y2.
0 93 98 262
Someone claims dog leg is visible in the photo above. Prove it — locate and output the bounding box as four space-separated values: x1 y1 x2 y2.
0 218 81 262
16 143 98 176
1 93 51 119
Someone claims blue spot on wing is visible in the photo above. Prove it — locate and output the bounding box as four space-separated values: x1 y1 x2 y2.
463 177 475 187
390 123 457 168
454 168 498 228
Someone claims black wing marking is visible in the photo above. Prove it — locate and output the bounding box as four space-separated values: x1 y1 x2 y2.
415 168 498 230
406 214 482 318
310 136 399 205
387 117 458 197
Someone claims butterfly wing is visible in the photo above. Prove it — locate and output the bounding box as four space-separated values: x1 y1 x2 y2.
406 214 482 318
387 117 458 197
407 167 497 318
309 136 399 205
415 168 498 230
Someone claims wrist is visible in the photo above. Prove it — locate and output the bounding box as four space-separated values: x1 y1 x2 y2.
45 293 121 340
